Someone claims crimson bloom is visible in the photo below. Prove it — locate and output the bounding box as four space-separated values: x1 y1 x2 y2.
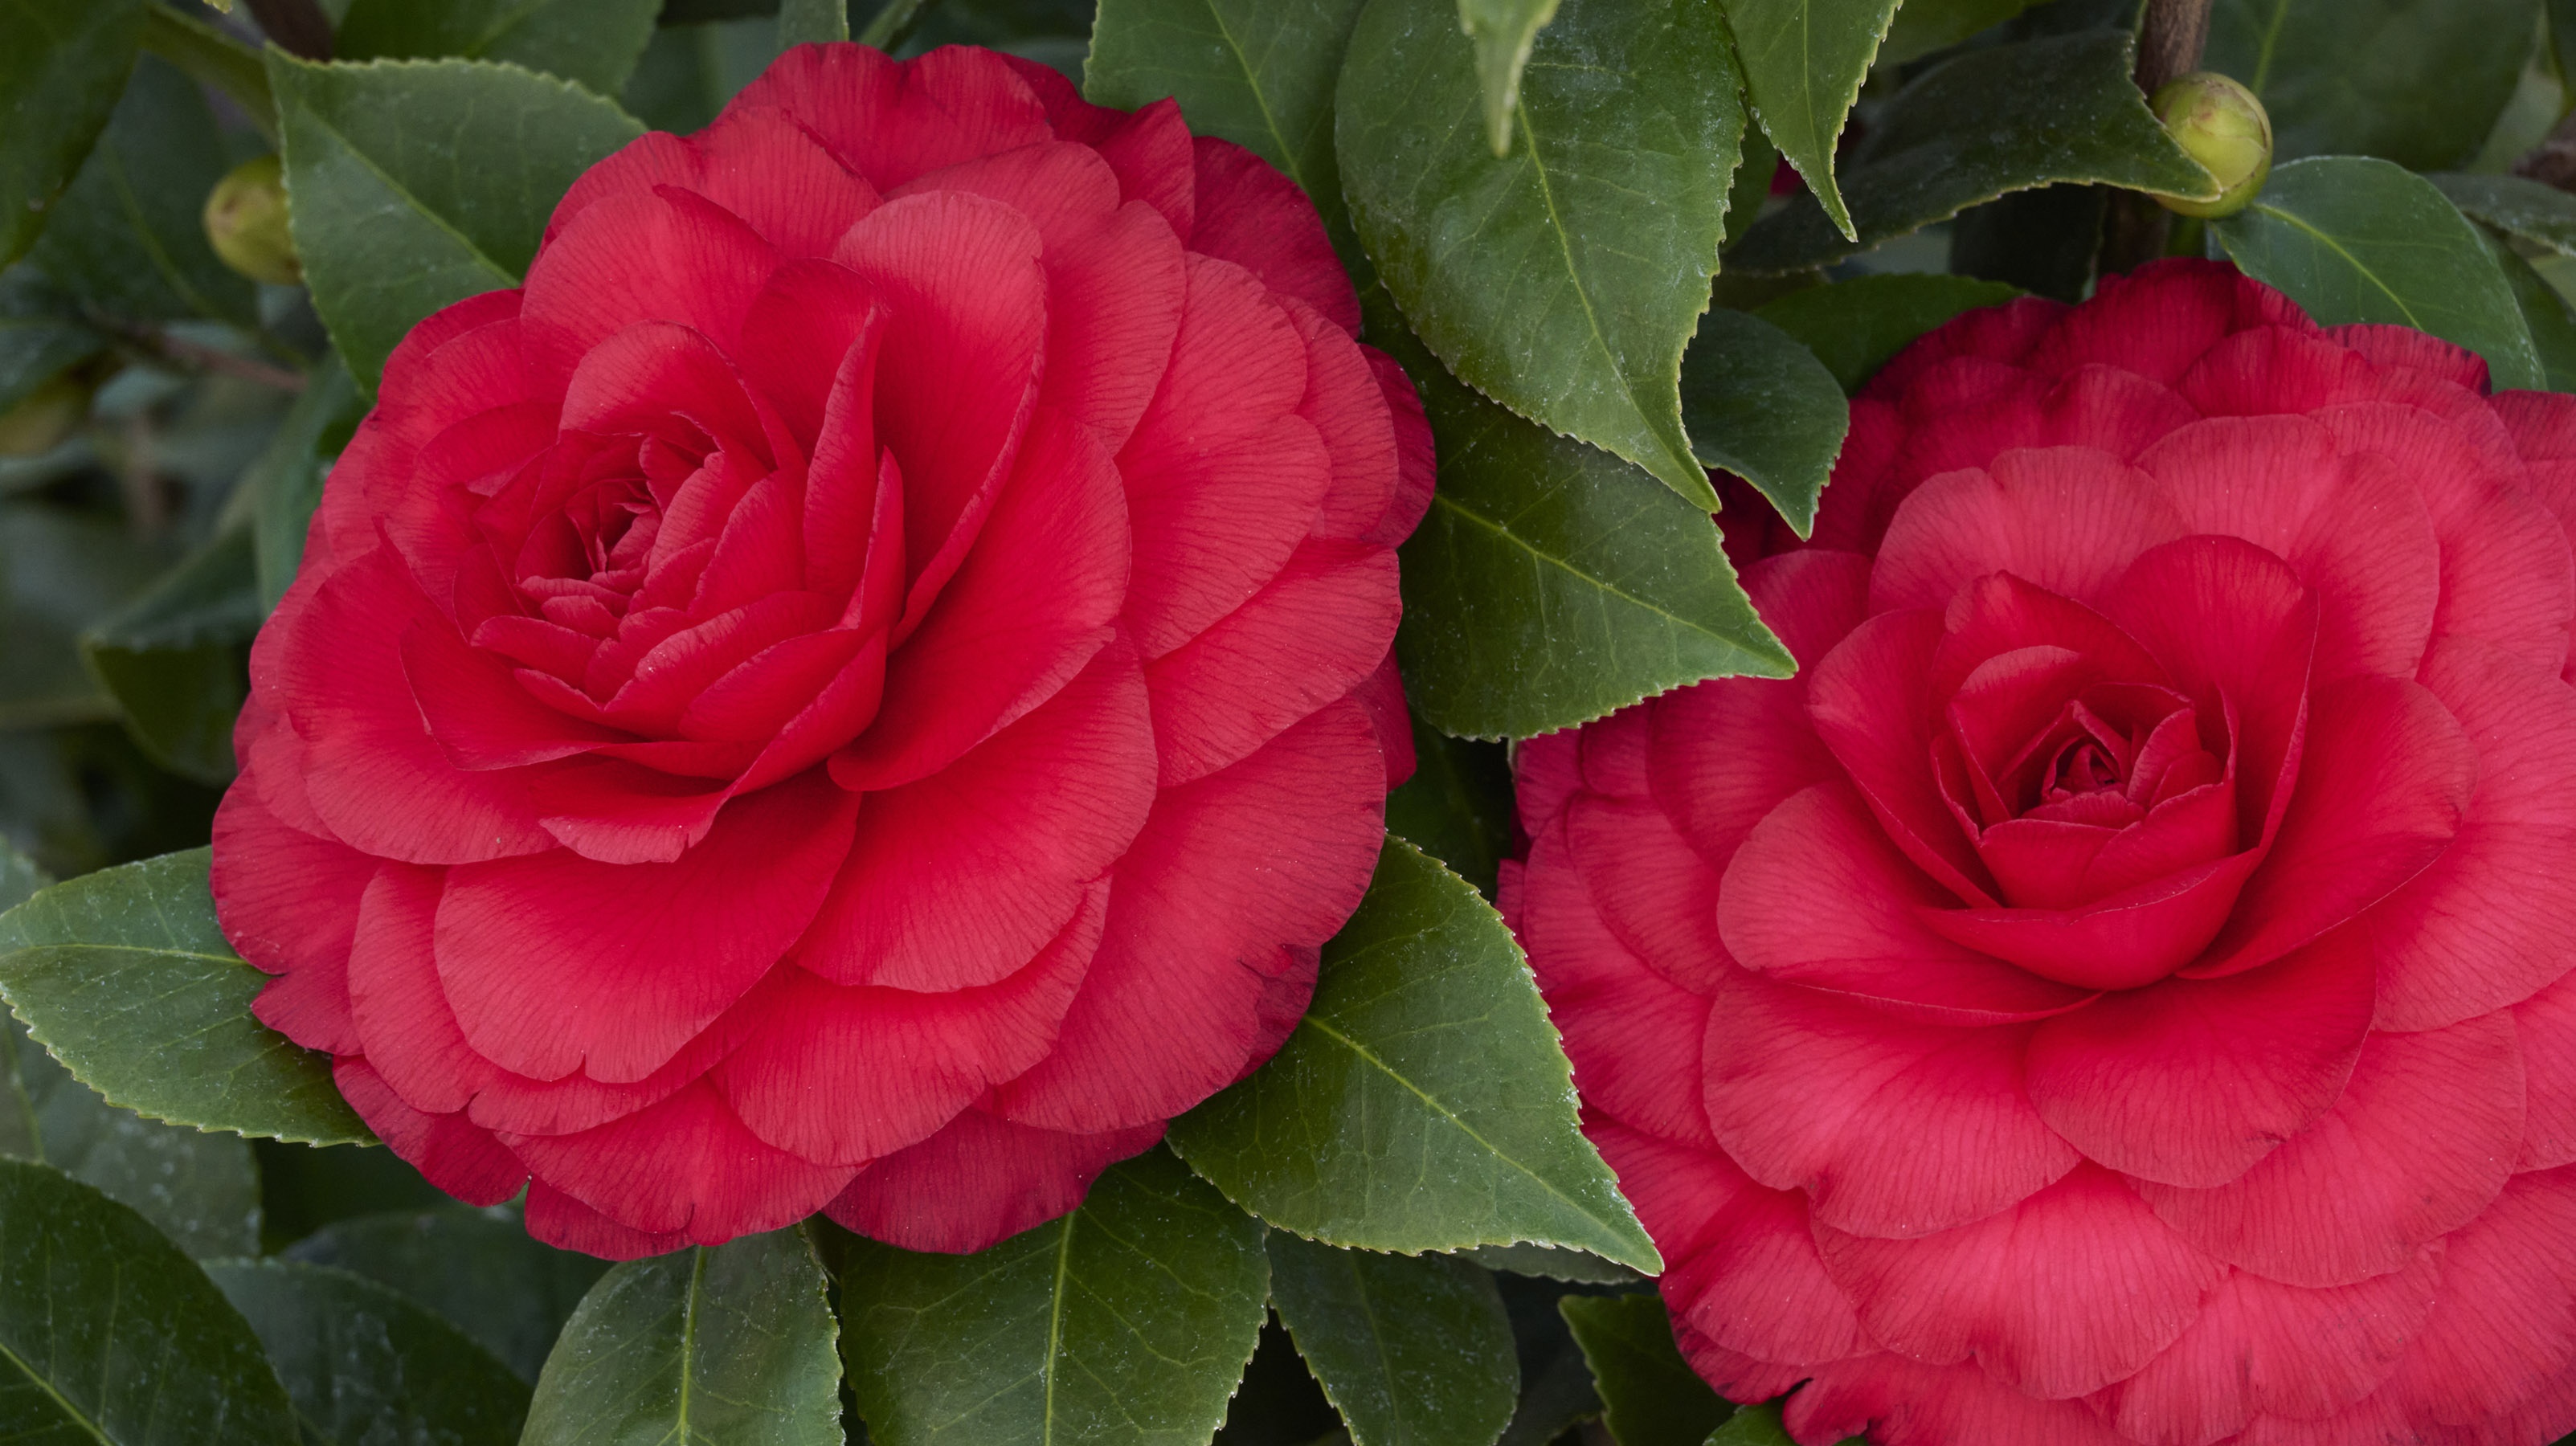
210 43 1429 1258
1511 261 2576 1444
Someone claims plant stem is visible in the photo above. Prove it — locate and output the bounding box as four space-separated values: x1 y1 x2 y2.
2099 0 2216 276
105 322 308 393
240 0 331 59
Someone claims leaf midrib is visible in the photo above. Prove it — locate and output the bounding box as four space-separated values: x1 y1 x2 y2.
2250 200 2425 329
1297 1012 1640 1257
0 1297 117 1445
285 81 520 287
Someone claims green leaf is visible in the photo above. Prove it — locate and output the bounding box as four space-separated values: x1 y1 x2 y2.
284 1205 611 1383
269 52 645 390
1169 836 1662 1270
1372 304 1789 740
0 268 106 414
2206 0 2539 172
337 0 664 96
2485 231 2576 393
1726 31 2218 274
521 1227 840 1446
1722 0 1902 241
0 0 145 268
2212 155 2544 393
840 1148 1270 1446
1458 0 1561 157
0 502 176 729
776 0 850 43
1559 1294 1727 1446
2431 173 2576 258
1678 306 1848 536
250 353 365 611
207 1258 532 1446
1752 272 2022 392
0 1012 261 1258
1876 0 2045 66
0 1157 297 1445
29 55 256 328
137 5 276 143
1703 1403 1797 1446
0 848 373 1146
1383 716 1515 898
1266 1232 1519 1446
1460 1242 1638 1284
1339 0 1744 509
1084 0 1372 269
81 521 260 786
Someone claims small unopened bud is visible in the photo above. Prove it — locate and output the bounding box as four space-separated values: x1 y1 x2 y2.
0 373 91 457
203 154 301 286
2150 72 2273 219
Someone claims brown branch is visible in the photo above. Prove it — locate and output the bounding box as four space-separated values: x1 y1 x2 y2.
104 321 308 392
2100 0 2218 277
240 0 331 59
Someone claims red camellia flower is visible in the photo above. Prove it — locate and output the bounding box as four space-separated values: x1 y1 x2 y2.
209 43 1429 1259
1510 261 2576 1444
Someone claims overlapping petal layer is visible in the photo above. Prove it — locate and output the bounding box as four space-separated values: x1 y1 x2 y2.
211 43 1429 1256
1516 261 2576 1445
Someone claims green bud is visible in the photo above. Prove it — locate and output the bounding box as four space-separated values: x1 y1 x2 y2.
0 372 92 458
203 153 301 286
2150 71 2273 219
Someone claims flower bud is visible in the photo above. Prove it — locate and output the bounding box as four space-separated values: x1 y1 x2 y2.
2150 71 2273 219
203 154 301 286
0 372 91 457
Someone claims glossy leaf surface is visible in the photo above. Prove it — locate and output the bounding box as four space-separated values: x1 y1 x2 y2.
268 52 644 388
30 55 253 327
0 0 145 267
209 1258 532 1446
1751 272 2021 392
1340 0 1744 509
284 1206 611 1383
1376 309 1789 740
522 1227 841 1446
81 521 260 785
1266 1232 1519 1446
1169 838 1661 1271
1724 0 1903 239
840 1149 1270 1446
1678 306 1849 536
0 1158 296 1445
1727 31 2216 273
2206 0 2539 171
0 848 371 1146
2214 155 2544 391
1558 1293 1728 1446
337 0 664 96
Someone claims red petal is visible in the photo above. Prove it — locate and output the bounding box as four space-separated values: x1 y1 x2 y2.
1589 1117 1866 1369
832 188 1045 589
1717 782 2095 1023
2026 259 2273 386
545 106 878 259
276 545 555 864
1869 447 2186 614
1142 538 1399 786
435 773 858 1084
2023 925 2374 1187
518 187 780 380
992 700 1384 1134
2369 638 2576 1028
402 617 624 771
1805 609 1997 906
1787 1354 2136 1446
2101 1256 2439 1446
715 883 1102 1166
521 1181 688 1260
2186 672 2475 978
829 407 1129 791
2136 1015 2525 1286
732 44 1053 193
804 639 1154 991
1562 790 1732 994
2374 1167 2576 1427
824 1107 1163 1253
212 784 374 1055
1361 349 1435 548
1702 965 2077 1238
503 1079 857 1243
333 1056 525 1207
2517 966 2576 1170
1117 256 1331 658
1520 819 1719 1148
1188 136 1360 334
2137 415 2439 680
1815 1163 2224 1398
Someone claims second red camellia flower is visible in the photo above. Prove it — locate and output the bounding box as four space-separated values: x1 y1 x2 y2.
1513 261 2576 1446
209 43 1429 1259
